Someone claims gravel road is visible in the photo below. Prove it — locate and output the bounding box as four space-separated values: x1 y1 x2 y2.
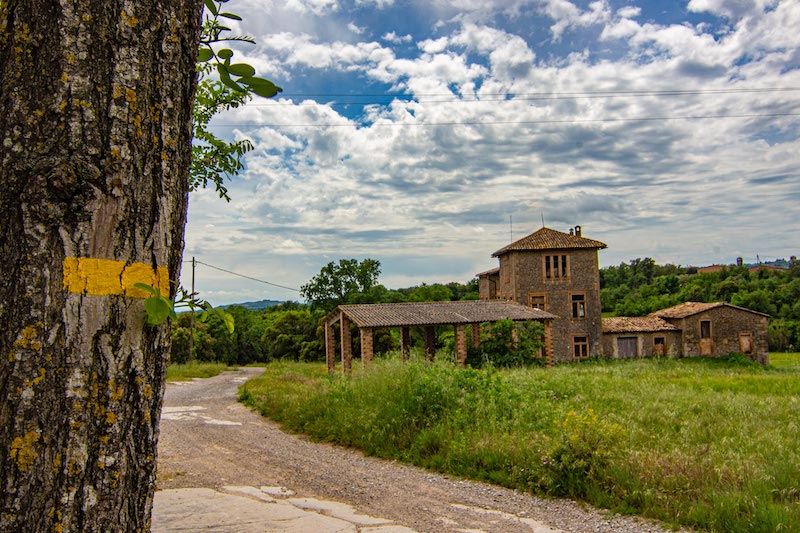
156 367 687 532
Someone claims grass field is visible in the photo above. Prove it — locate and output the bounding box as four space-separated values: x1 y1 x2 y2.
165 361 236 381
240 353 800 532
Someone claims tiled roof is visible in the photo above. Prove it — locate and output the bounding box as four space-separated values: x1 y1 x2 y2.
335 300 557 328
652 301 770 319
602 316 679 333
492 227 607 257
476 267 500 277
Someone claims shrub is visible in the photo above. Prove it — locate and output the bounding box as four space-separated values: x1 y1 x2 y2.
468 320 545 368
540 408 625 498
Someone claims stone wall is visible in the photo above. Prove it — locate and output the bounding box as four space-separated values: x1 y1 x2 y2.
495 248 602 362
601 331 682 358
666 307 769 364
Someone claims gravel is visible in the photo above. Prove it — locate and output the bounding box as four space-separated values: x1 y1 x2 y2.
157 367 690 533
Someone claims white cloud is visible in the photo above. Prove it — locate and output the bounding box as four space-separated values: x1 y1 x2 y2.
347 22 365 34
687 0 778 20
536 0 611 40
284 0 339 16
382 31 413 44
183 0 800 303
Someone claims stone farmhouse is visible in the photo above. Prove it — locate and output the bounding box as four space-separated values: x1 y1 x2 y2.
478 226 770 365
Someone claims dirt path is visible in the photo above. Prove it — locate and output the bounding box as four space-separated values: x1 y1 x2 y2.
156 368 683 532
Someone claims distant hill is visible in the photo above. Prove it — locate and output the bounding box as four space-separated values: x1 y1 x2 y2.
221 299 285 311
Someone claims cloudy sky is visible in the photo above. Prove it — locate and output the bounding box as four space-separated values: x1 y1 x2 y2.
184 0 800 305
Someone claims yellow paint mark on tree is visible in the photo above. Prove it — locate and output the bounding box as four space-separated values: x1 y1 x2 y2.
62 257 169 298
10 429 40 472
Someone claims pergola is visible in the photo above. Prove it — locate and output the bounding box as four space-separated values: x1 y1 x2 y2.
324 300 556 373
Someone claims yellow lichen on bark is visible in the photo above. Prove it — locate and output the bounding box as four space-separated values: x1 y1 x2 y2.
120 10 139 27
10 429 40 472
13 324 42 352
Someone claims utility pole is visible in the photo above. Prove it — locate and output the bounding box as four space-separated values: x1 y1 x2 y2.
188 256 196 362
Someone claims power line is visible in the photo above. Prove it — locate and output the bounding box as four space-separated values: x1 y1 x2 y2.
213 111 800 128
245 87 800 106
192 260 301 292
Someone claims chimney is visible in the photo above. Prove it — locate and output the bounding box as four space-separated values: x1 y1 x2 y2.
569 228 574 235
574 225 582 237
736 257 743 267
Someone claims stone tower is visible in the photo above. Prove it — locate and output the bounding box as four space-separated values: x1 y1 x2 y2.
478 226 607 362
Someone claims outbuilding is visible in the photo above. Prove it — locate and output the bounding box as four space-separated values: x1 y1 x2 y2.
601 316 681 358
324 300 556 373
652 302 769 364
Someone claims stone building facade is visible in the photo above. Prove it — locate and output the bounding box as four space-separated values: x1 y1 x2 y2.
601 316 682 359
479 226 770 365
478 226 606 362
652 302 770 364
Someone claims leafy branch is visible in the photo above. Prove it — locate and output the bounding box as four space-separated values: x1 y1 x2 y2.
190 0 282 200
135 283 234 333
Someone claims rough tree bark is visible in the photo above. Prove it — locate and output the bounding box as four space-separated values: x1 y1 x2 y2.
0 1 203 531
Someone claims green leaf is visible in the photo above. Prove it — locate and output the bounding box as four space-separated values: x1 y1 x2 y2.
217 48 234 60
134 282 160 297
227 63 256 77
216 64 244 92
240 77 283 98
203 0 218 15
216 308 235 334
197 48 214 62
143 296 173 325
219 12 243 20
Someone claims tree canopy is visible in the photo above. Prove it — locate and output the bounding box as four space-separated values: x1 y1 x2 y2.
300 258 382 311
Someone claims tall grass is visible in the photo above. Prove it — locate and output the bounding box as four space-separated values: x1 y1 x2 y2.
240 355 800 532
165 361 236 381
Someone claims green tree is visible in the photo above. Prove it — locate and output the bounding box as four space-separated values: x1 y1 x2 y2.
262 308 323 361
301 258 382 311
0 2 204 530
0 1 279 529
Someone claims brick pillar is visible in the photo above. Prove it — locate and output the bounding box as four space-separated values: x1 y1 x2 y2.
544 321 554 367
360 328 374 367
455 324 467 367
470 323 481 351
400 326 410 361
340 314 352 374
424 326 436 361
325 318 336 374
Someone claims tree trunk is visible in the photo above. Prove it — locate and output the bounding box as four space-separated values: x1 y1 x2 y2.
0 1 202 531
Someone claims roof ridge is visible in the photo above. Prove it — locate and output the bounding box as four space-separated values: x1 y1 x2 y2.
492 226 607 256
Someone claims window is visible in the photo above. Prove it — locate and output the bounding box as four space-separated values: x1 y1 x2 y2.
571 293 586 318
653 336 666 356
739 332 753 354
700 320 711 339
544 254 569 280
573 336 589 359
528 292 546 310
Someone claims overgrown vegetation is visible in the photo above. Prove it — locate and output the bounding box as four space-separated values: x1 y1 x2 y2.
170 266 480 364
241 354 800 532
